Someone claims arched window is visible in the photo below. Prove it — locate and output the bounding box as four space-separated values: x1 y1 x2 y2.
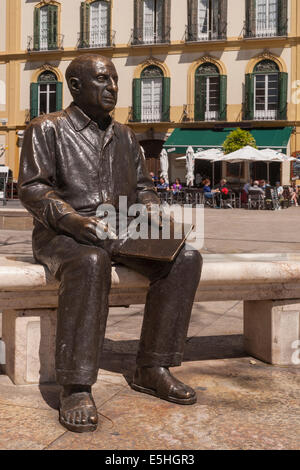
194 63 227 121
254 60 279 120
141 66 163 122
245 0 288 38
133 0 171 45
30 71 63 120
187 0 227 42
132 65 170 122
79 1 111 48
245 59 288 120
33 3 59 51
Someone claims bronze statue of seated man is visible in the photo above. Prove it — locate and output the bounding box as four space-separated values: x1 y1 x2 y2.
18 54 202 433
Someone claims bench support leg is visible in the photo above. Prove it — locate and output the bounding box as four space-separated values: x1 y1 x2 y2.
244 300 300 365
2 309 57 385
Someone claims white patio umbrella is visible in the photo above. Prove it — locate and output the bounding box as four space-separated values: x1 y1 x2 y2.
216 146 268 188
259 148 296 162
185 146 195 187
259 148 283 161
176 148 223 186
217 145 266 163
159 148 169 185
256 148 283 183
194 148 224 187
277 153 296 162
257 149 296 182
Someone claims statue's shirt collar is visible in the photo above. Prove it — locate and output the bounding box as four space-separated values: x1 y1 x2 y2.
65 102 115 132
65 102 117 149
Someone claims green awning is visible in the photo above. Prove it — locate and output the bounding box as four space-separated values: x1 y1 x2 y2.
163 127 294 154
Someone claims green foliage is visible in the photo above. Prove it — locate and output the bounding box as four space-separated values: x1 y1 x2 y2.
223 128 257 155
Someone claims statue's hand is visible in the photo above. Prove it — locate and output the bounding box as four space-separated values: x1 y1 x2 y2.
58 213 103 245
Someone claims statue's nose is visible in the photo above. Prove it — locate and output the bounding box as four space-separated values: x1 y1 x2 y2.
107 78 118 92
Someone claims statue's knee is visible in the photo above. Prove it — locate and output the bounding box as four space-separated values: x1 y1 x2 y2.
180 249 202 272
79 248 111 274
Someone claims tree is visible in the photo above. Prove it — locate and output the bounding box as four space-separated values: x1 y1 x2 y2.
223 128 256 154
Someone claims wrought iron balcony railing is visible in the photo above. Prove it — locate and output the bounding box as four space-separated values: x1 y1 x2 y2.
128 105 170 123
181 104 221 123
253 109 279 121
243 19 288 38
130 27 171 46
242 102 280 121
185 25 226 42
27 34 64 52
77 30 116 49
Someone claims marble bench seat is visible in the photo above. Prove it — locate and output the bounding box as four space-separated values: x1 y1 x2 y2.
1 253 300 384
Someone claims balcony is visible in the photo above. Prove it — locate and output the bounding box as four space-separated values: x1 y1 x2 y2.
253 109 278 121
77 30 116 49
243 20 287 39
130 27 171 46
242 103 280 121
27 34 64 52
185 25 226 43
181 104 221 123
128 105 170 123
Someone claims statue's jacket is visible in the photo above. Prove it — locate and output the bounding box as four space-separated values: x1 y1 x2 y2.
18 102 159 235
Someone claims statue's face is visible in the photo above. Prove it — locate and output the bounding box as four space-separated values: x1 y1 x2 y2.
79 58 118 113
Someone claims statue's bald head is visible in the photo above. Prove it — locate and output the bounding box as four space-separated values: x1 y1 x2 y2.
66 54 116 97
65 54 118 119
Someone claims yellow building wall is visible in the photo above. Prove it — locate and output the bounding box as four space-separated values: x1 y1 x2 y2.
0 0 299 179
0 0 6 52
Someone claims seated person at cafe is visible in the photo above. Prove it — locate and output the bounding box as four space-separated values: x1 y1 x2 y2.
202 179 218 204
215 178 232 209
156 177 169 190
250 180 265 196
241 179 253 204
172 178 182 194
289 182 299 207
149 172 158 186
259 180 268 190
275 181 284 199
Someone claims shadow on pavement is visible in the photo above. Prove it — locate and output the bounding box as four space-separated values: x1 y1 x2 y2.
37 334 245 410
99 334 245 375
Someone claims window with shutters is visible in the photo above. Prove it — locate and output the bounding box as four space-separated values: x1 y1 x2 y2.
30 70 63 120
132 0 171 45
30 2 63 51
79 1 112 48
132 65 170 122
256 0 278 37
39 6 49 50
245 0 287 38
90 1 109 46
141 66 163 122
198 0 214 40
195 63 221 121
253 60 279 120
143 0 163 43
38 71 58 115
187 0 227 42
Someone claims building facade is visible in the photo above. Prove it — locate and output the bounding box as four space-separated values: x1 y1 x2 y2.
0 0 300 185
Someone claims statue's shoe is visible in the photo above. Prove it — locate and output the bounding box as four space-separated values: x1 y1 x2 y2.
130 367 197 405
59 391 98 433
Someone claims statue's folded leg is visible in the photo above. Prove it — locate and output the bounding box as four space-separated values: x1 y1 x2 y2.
113 246 203 404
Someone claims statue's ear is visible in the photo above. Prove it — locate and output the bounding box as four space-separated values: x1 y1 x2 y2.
68 77 81 96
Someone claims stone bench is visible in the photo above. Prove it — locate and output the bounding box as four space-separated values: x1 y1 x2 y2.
0 253 300 385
